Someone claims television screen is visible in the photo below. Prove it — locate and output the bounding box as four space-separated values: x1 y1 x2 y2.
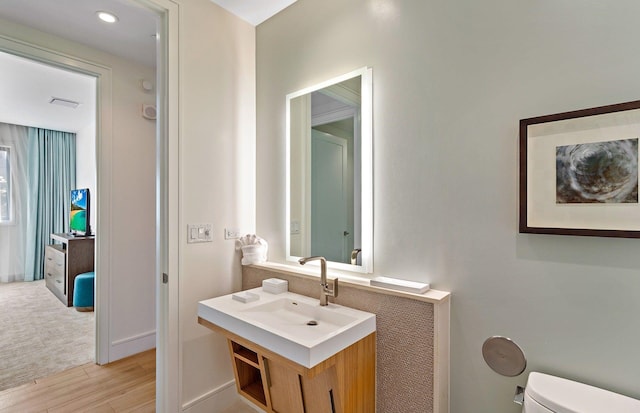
70 188 90 235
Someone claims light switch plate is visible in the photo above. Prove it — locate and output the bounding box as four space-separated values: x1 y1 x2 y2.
187 224 213 243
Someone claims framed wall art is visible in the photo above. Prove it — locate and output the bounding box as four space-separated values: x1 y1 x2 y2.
520 100 640 238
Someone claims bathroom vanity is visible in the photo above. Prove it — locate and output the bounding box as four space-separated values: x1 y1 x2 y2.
198 289 377 412
243 264 451 413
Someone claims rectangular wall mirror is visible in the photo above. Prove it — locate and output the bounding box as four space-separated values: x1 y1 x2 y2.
286 67 373 273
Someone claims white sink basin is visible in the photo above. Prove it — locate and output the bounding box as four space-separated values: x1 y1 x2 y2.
198 287 376 368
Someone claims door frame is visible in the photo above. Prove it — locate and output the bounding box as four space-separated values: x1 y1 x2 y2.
0 34 112 364
136 0 181 411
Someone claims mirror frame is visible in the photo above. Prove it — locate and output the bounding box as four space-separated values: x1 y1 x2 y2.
286 67 373 273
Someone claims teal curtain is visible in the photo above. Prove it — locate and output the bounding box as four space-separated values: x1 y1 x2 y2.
24 128 76 281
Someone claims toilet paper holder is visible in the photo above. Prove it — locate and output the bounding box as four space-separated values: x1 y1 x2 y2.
513 385 525 405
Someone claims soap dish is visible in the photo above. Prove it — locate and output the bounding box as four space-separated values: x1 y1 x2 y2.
232 291 260 303
262 278 288 294
370 276 430 294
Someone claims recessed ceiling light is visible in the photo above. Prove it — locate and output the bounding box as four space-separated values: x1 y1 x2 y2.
96 11 119 24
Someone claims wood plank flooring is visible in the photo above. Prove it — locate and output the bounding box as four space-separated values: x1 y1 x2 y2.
0 349 155 413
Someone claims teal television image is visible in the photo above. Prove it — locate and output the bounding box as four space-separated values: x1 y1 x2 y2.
70 188 91 236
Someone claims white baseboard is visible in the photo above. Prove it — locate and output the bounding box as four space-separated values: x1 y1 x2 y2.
109 330 156 361
240 398 264 412
182 380 239 413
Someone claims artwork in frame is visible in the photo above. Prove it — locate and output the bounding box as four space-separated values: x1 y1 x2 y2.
555 138 638 204
519 100 640 238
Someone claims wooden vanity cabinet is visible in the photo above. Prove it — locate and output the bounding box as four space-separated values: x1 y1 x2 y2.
198 317 376 413
228 341 268 407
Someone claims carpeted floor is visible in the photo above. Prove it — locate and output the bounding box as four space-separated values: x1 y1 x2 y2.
0 279 94 391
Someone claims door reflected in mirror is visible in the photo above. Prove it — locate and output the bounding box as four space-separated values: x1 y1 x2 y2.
286 68 372 273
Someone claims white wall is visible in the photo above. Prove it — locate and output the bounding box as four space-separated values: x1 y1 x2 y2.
176 0 256 411
256 0 640 412
0 18 157 361
76 121 97 233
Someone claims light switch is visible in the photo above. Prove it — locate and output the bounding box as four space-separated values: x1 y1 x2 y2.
187 224 213 243
225 228 241 240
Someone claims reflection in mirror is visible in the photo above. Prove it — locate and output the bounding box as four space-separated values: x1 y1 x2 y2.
286 68 372 273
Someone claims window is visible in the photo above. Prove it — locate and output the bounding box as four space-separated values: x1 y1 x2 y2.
0 146 10 223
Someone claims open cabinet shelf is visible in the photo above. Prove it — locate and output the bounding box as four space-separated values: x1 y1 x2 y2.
199 316 376 413
231 343 268 409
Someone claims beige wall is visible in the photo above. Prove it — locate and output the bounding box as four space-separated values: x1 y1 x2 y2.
256 0 640 412
177 0 256 410
109 55 156 356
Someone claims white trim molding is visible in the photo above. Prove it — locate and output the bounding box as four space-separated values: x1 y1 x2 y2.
110 330 157 361
434 296 451 413
181 380 240 413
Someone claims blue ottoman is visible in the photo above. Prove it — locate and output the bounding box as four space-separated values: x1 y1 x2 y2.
73 271 95 312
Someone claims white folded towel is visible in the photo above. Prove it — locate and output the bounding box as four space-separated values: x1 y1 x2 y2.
235 234 268 265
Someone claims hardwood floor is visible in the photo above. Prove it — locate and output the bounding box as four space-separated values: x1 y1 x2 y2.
0 349 155 413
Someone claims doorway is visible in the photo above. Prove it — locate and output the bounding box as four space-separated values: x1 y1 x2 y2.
310 129 352 263
0 0 158 372
0 0 179 408
0 45 100 391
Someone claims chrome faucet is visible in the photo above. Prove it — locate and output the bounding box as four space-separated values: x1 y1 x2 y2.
298 256 338 306
350 249 362 265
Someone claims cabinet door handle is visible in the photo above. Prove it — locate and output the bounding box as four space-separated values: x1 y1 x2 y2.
329 389 336 413
263 357 272 388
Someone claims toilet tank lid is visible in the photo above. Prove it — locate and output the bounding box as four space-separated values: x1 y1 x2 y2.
526 372 640 413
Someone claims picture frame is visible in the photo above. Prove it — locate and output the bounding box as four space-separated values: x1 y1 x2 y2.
519 100 640 238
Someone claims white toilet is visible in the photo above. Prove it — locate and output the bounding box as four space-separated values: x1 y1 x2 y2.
523 372 640 412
